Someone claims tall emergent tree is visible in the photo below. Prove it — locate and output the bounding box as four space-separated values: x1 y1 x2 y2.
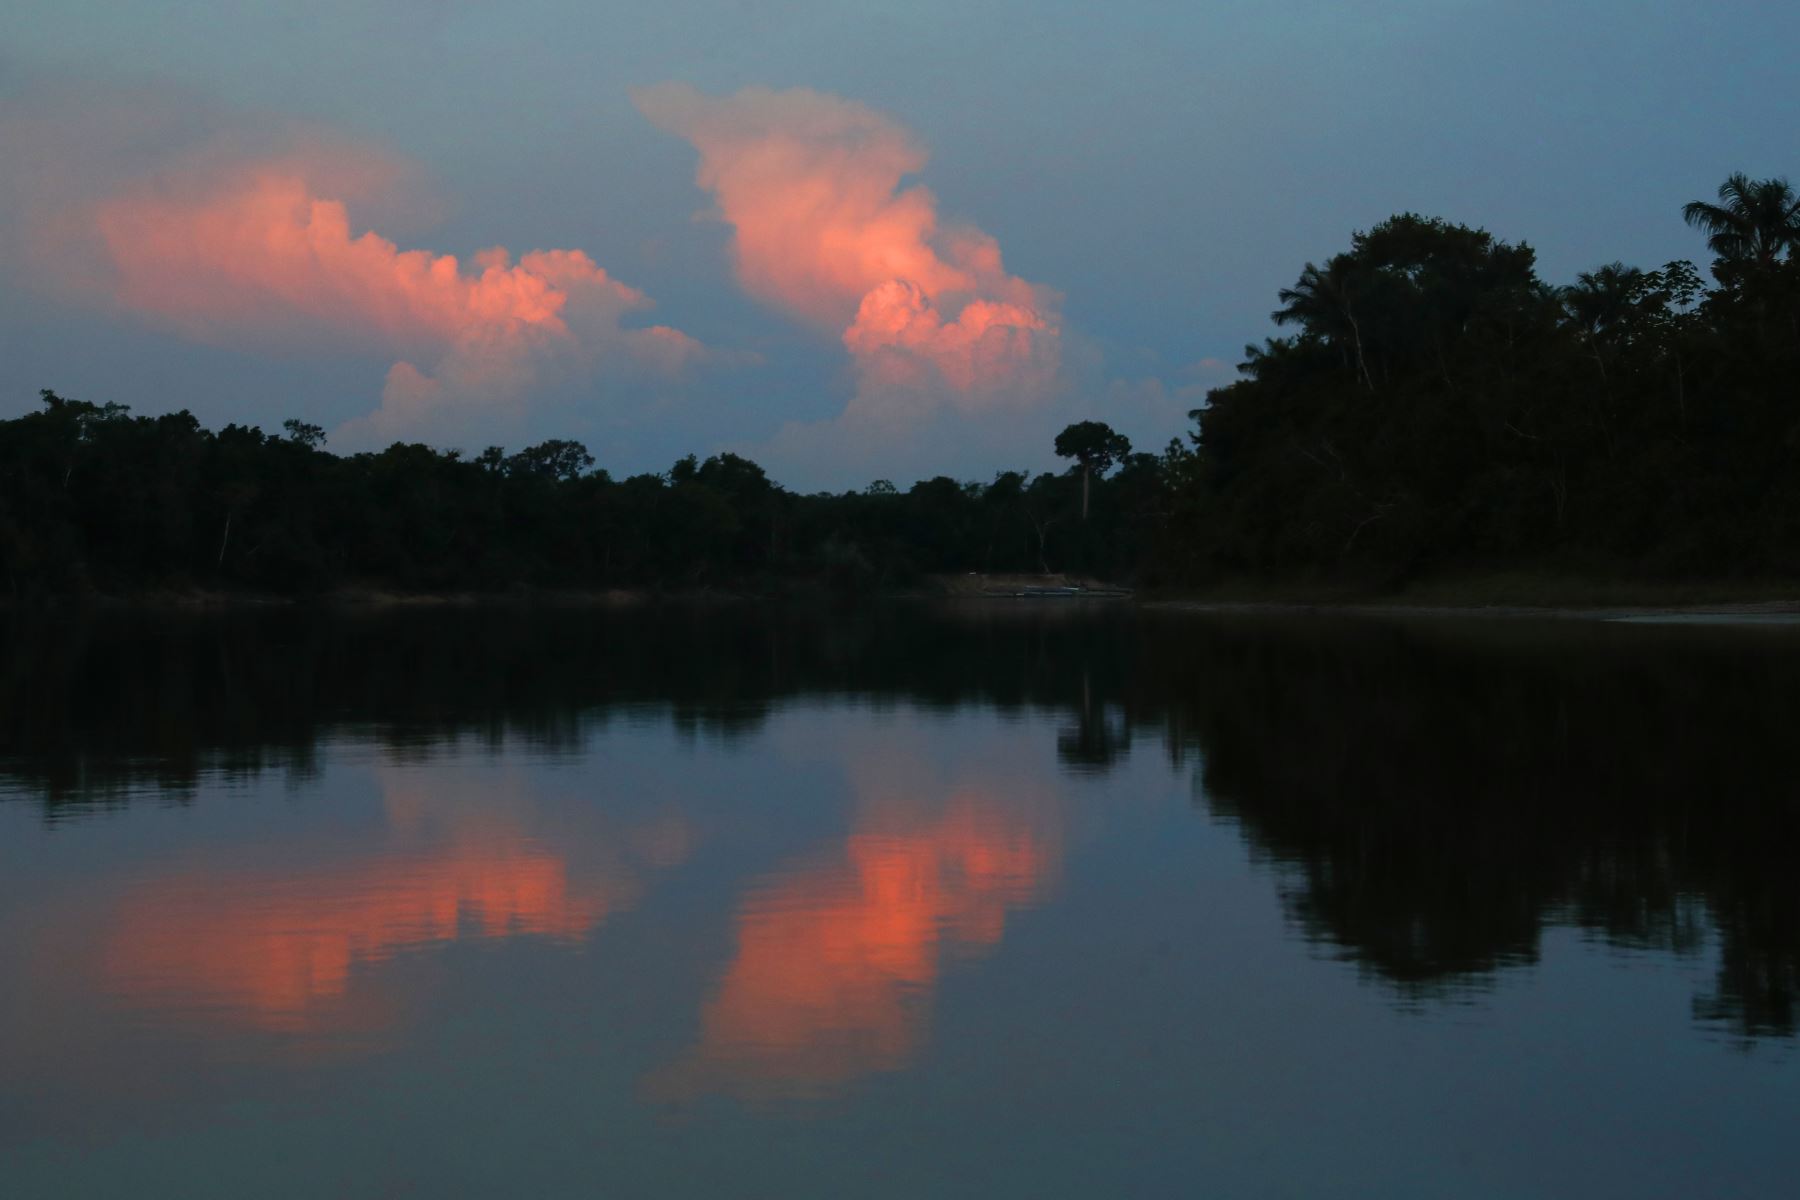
1054 420 1131 521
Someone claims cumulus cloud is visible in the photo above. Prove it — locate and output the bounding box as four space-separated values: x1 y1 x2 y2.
3 90 704 446
633 83 1062 423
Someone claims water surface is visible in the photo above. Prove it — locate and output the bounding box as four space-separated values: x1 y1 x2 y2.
2 605 1796 1197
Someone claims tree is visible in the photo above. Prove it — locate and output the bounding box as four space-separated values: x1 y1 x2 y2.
507 439 595 482
281 419 326 449
1682 173 1800 277
1274 256 1375 390
1561 263 1647 382
1054 421 1131 521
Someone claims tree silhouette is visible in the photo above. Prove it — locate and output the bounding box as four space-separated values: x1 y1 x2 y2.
1560 262 1648 382
1682 173 1800 276
1274 256 1375 390
1054 421 1131 522
281 419 326 449
507 439 594 482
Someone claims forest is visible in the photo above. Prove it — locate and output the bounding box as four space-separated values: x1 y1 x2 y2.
3 173 1799 599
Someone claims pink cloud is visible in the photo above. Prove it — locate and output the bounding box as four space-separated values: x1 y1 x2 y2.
94 170 597 346
10 102 703 445
634 83 1060 411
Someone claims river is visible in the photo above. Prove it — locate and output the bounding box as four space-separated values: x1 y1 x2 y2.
1 604 1795 1197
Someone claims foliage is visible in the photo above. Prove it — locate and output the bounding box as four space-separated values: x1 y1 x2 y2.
1054 419 1132 521
0 395 1165 596
1165 187 1800 584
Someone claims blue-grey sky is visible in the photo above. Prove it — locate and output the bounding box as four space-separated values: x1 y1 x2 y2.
2 1 1796 488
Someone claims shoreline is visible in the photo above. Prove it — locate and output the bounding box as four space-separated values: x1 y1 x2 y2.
10 578 1800 624
1140 598 1800 624
1135 573 1800 622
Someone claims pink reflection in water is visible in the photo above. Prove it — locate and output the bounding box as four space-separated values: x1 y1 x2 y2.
101 843 618 1033
649 790 1057 1100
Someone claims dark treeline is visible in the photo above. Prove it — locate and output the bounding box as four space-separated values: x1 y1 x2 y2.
1180 176 1800 584
0 401 1162 596
6 172 1800 596
4 605 1796 1039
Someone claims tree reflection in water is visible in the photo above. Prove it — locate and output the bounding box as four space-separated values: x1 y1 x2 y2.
3 604 1796 1041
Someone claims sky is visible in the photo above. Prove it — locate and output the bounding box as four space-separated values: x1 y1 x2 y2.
2 1 1797 490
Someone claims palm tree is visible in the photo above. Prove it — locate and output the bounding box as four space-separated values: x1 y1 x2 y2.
1559 262 1649 455
1273 256 1375 391
1563 263 1643 330
1682 174 1800 271
1561 262 1646 379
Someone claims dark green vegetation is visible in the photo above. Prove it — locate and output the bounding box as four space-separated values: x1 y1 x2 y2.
5 605 1796 1039
1186 177 1800 584
4 174 1800 598
0 395 1167 596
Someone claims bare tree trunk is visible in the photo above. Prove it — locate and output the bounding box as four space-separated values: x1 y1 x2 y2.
1673 350 1687 430
1025 507 1055 574
1348 313 1375 392
216 512 232 569
1081 465 1090 522
1432 331 1455 392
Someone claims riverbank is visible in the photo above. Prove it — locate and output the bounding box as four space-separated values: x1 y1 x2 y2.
0 585 658 611
10 572 1800 622
1140 572 1800 622
1144 598 1800 623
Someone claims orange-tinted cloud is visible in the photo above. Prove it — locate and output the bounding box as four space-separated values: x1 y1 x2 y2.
97 171 572 343
108 163 704 442
10 100 704 445
634 83 1060 412
646 790 1057 1100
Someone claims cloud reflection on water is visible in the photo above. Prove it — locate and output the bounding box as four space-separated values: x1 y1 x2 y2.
96 765 686 1038
648 776 1061 1102
101 845 615 1033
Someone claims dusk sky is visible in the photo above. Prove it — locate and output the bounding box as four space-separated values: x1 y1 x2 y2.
3 1 1797 489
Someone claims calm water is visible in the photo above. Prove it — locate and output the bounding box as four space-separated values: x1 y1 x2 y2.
2 604 1797 1198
